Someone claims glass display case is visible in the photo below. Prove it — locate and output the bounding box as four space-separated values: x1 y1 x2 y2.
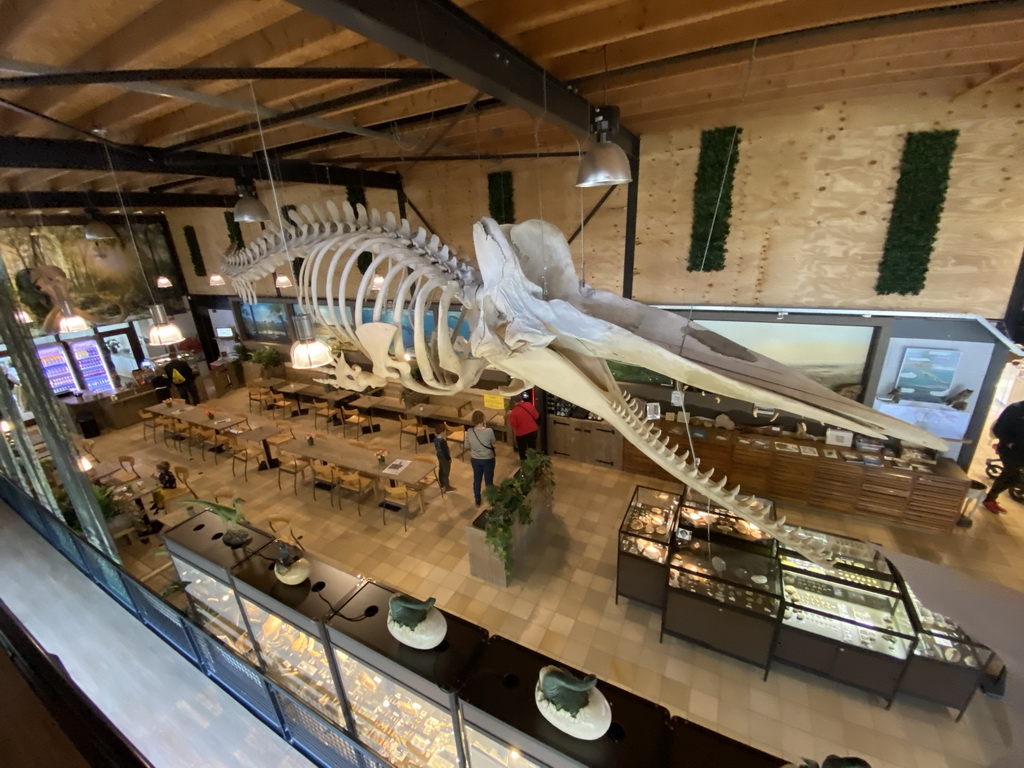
779 528 896 594
464 723 548 768
168 555 258 664
240 596 346 727
663 539 781 670
616 486 681 608
677 491 776 551
898 584 995 716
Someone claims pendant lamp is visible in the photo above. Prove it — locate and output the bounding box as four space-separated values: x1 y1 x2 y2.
83 219 117 240
275 273 293 289
290 313 332 369
156 275 173 288
209 273 226 286
147 304 185 346
57 298 89 333
371 274 385 292
233 193 271 223
576 106 632 188
14 310 31 324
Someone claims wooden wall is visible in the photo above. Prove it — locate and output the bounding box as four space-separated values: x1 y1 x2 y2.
165 81 1022 317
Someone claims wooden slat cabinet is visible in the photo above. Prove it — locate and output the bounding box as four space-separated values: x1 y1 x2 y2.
545 415 623 469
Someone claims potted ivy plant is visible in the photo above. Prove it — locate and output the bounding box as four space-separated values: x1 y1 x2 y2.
466 450 554 586
243 345 284 382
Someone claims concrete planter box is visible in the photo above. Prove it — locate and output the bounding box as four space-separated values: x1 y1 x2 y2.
465 482 553 587
242 361 284 383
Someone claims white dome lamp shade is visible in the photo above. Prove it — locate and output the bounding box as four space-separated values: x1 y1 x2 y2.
290 313 332 369
82 218 117 241
209 273 226 287
275 272 293 289
147 304 185 346
56 298 89 333
233 193 271 223
576 106 633 188
156 275 173 288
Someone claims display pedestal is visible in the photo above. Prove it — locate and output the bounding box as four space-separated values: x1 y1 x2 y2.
465 483 552 587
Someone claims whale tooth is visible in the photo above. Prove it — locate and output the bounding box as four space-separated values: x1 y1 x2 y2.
679 451 690 463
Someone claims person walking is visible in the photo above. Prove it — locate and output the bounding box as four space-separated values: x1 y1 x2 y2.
467 410 496 507
984 400 1024 514
164 354 201 405
433 423 456 493
508 392 541 460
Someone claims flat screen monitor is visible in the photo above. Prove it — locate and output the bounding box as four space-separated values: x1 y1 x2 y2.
214 327 235 339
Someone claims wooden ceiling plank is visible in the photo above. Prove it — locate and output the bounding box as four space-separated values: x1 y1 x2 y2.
538 0 1002 78
470 0 627 37
7 0 300 132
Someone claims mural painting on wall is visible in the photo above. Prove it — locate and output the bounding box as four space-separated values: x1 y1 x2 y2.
698 320 873 400
894 348 961 403
238 301 291 343
0 222 185 331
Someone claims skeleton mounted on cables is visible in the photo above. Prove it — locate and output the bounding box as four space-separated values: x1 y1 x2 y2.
222 202 946 567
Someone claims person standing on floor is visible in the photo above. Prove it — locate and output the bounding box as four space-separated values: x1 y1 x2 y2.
433 423 456 493
164 353 201 405
984 399 1024 514
467 410 496 508
508 392 541 461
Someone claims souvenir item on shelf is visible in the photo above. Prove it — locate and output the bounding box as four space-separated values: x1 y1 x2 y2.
535 665 611 740
273 541 312 585
221 205 945 567
386 593 448 650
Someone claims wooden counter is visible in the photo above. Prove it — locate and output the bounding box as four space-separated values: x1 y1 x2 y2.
62 389 159 433
622 422 968 532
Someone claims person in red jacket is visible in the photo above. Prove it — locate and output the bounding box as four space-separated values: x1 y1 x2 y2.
508 392 541 460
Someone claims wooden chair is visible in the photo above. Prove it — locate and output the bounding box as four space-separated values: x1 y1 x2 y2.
162 418 187 451
188 425 217 460
77 439 99 463
174 466 198 497
311 461 337 505
382 481 415 532
278 451 311 495
108 455 140 485
267 516 304 550
398 415 428 452
227 436 257 481
444 422 467 460
340 407 373 439
312 398 339 431
139 409 160 442
152 473 193 511
408 455 444 509
247 387 269 414
268 389 291 420
334 469 374 515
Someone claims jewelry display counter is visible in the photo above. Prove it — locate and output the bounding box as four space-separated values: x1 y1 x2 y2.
613 487 996 713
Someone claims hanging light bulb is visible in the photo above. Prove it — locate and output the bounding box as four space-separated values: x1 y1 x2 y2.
14 309 31 324
156 275 173 288
57 298 89 333
576 106 632 188
275 272 293 289
0 420 10 434
289 313 332 369
233 185 271 223
146 304 185 346
371 274 385 291
209 273 226 287
83 219 117 240
77 455 93 472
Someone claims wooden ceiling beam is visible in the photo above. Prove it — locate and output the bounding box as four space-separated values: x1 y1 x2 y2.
4 0 300 133
547 0 1019 80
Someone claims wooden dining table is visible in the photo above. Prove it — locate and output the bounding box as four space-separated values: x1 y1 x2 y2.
232 424 285 470
146 403 246 431
278 437 434 486
272 381 313 416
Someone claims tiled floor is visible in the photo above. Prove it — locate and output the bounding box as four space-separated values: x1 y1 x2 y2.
95 387 1020 768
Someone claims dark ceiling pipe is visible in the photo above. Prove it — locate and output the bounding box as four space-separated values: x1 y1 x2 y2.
341 152 580 163
0 66 447 88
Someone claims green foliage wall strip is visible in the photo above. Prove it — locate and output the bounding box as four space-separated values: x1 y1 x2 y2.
346 184 366 209
183 225 206 277
688 126 741 272
487 170 515 224
223 211 244 249
875 129 959 296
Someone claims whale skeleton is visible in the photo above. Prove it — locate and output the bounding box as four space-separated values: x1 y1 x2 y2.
222 202 947 567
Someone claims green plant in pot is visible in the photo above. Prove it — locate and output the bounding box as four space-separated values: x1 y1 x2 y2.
251 346 283 372
482 449 553 576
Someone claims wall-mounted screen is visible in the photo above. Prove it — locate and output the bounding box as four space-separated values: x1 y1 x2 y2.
698 319 873 399
237 301 291 344
214 327 235 339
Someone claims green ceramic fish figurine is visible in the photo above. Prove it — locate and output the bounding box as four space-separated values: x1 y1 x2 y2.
388 594 436 630
540 667 597 716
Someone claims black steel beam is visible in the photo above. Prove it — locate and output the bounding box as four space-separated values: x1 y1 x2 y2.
168 79 442 151
0 136 402 189
284 0 635 147
568 185 618 245
349 152 580 163
621 136 641 300
0 67 446 88
0 191 238 210
269 97 502 157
